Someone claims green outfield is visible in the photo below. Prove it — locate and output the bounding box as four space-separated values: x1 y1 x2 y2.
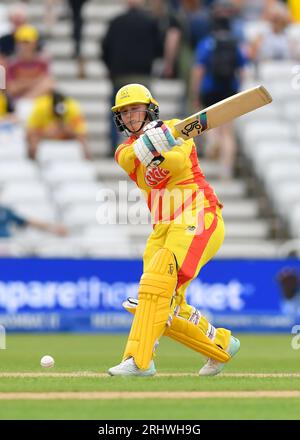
0 333 299 420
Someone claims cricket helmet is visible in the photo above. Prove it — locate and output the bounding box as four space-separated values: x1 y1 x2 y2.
112 84 159 134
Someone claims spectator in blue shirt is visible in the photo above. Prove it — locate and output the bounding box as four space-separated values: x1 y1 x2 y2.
0 205 68 238
191 3 248 178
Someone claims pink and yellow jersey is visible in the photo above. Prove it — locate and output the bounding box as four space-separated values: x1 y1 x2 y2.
115 119 222 225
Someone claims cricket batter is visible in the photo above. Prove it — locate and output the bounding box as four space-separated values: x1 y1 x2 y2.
108 84 240 377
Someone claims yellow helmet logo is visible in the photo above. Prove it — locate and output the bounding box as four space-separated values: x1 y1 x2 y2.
111 84 159 112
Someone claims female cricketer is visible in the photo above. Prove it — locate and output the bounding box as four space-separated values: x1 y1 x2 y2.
108 84 240 377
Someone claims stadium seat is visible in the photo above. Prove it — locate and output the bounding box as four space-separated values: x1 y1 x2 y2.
53 182 103 207
94 159 130 180
0 160 39 183
36 140 84 165
289 204 300 239
33 238 86 257
61 203 99 227
218 239 280 258
243 20 270 42
271 182 300 218
51 58 106 79
82 225 131 257
223 220 269 239
42 161 97 185
264 162 300 191
0 238 29 257
265 81 298 103
0 182 50 204
12 202 57 222
235 103 280 133
0 144 26 160
241 121 293 157
258 61 295 82
222 200 259 219
0 124 27 158
277 239 300 257
251 142 300 176
283 102 300 122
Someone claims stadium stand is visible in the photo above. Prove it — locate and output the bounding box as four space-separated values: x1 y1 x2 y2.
0 0 299 258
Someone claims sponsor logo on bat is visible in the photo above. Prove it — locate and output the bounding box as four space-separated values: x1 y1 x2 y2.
180 113 208 137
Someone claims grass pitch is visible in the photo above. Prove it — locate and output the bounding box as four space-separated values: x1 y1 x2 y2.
0 333 299 420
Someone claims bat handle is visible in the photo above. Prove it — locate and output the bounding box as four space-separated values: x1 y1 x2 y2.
172 128 183 145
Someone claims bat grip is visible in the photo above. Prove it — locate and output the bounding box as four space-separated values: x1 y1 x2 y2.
172 128 183 145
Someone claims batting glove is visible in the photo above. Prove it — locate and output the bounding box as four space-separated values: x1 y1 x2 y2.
143 120 183 154
133 133 162 167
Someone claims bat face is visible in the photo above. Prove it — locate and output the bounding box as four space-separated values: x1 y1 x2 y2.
173 86 272 140
179 113 208 137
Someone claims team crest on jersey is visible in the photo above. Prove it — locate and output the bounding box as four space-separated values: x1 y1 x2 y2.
145 165 169 186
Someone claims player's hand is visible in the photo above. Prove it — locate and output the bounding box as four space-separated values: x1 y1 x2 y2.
52 224 69 237
133 134 162 167
143 120 183 154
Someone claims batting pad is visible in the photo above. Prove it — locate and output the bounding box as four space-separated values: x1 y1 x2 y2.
123 301 230 363
123 248 177 370
166 316 230 363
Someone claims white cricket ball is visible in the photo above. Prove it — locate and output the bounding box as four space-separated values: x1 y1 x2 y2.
40 355 55 368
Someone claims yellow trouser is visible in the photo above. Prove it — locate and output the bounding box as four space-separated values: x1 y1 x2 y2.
143 206 231 351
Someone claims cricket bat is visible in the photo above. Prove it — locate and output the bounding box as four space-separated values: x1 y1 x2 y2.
173 85 272 140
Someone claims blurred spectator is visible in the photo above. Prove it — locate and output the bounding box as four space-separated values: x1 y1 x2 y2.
0 3 28 67
6 25 54 100
44 0 63 36
212 0 245 42
101 0 161 155
178 0 212 50
235 0 281 22
0 4 10 38
191 2 248 178
0 91 17 123
0 3 46 68
250 3 298 62
288 0 300 22
277 268 300 319
67 0 90 79
168 0 180 11
175 0 212 113
147 0 182 79
0 204 68 238
26 89 91 160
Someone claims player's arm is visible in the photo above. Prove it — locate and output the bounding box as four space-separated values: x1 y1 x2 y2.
132 120 190 173
27 218 68 236
155 144 189 173
190 64 205 111
115 142 137 174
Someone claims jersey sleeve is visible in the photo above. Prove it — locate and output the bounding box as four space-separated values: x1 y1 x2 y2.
114 140 137 175
8 209 27 228
194 37 212 67
158 144 190 174
156 119 193 174
65 100 87 135
27 100 44 129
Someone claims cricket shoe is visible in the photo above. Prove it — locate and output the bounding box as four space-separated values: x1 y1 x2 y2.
108 357 156 377
199 336 240 377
